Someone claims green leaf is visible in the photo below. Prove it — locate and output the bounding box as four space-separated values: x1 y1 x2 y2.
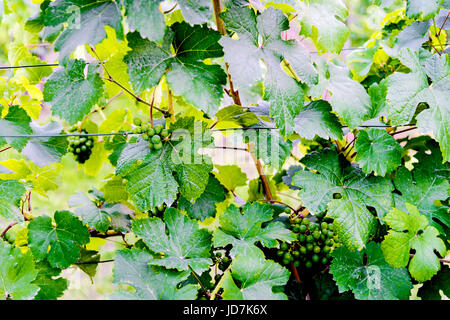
123 31 173 93
242 125 292 169
132 208 212 274
221 250 290 300
124 23 226 114
417 265 450 300
393 147 449 222
166 61 227 115
176 0 212 25
213 165 247 191
265 57 304 136
0 179 26 222
385 49 449 161
330 242 412 300
123 0 165 42
0 106 32 151
125 146 178 212
220 7 316 134
32 261 68 300
0 241 39 300
28 210 90 269
355 129 402 176
294 100 343 140
292 148 393 250
178 174 226 221
213 203 296 257
381 203 446 282
406 0 442 20
69 191 117 233
112 248 197 300
43 59 104 125
120 117 213 211
101 176 129 202
215 105 259 127
22 122 68 167
327 63 372 129
299 0 349 53
76 248 100 279
44 0 123 61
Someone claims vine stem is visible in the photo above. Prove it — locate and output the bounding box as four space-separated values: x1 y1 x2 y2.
0 146 12 153
75 259 115 265
90 46 169 116
89 229 123 238
188 266 210 298
1 222 18 239
390 127 418 136
210 263 232 300
437 12 450 37
290 262 301 282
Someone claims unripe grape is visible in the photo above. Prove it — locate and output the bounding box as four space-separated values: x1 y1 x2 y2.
151 135 161 144
154 125 163 134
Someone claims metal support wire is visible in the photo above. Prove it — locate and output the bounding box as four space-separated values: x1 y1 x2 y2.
0 124 417 138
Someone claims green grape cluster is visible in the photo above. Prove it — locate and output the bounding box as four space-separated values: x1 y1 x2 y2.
276 212 340 270
67 127 95 164
131 118 170 151
216 251 231 272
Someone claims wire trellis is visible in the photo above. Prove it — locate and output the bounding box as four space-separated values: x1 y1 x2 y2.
0 125 418 139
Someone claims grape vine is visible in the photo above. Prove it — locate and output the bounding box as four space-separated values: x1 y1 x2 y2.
0 0 448 301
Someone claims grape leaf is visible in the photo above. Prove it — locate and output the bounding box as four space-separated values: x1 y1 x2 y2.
132 208 212 274
178 174 226 221
219 6 317 135
385 49 449 161
176 0 212 25
330 242 412 300
0 106 32 151
417 265 450 300
215 105 259 127
406 0 442 20
213 165 247 191
381 203 446 282
0 241 39 300
43 59 104 125
292 148 393 250
28 210 90 269
76 248 100 279
22 122 68 167
43 0 123 61
393 145 449 223
120 117 213 211
213 202 296 257
68 190 126 233
294 100 343 140
0 179 26 222
221 250 290 300
32 261 68 300
123 0 165 42
299 0 349 53
327 63 372 129
112 248 197 300
354 129 402 176
242 125 292 168
124 23 226 115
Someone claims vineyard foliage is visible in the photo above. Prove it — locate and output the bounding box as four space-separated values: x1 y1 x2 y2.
0 0 449 300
